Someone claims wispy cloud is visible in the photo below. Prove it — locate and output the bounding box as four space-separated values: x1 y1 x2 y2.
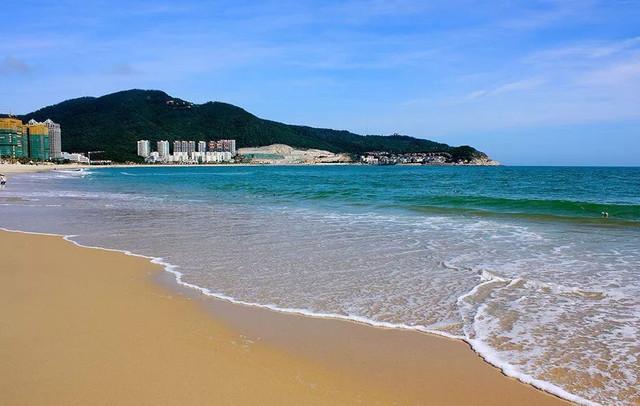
0 56 32 75
499 0 594 31
466 78 546 100
393 31 640 138
526 37 640 64
580 58 640 85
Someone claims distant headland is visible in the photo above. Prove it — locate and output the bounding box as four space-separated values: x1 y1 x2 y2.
9 89 496 165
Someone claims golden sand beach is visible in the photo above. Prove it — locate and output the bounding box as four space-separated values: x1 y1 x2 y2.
0 163 87 175
0 230 569 405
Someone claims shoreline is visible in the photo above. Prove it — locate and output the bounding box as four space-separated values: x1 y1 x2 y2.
0 227 572 405
0 161 500 176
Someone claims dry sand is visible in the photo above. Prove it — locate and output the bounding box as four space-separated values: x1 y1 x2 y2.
0 163 87 175
0 230 570 405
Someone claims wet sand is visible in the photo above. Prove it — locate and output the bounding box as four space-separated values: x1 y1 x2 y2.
0 230 570 405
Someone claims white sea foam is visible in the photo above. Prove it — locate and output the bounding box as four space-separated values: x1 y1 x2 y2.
0 226 465 343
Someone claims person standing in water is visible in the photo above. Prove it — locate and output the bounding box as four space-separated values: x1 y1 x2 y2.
0 174 6 190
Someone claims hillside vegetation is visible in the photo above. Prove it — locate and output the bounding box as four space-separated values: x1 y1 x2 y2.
22 89 488 162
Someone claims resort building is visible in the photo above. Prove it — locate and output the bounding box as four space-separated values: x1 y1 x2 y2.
226 139 237 156
1 116 62 161
193 151 233 163
171 140 197 157
61 152 89 164
0 117 26 158
137 140 150 157
145 151 161 163
157 140 170 158
137 138 236 164
26 120 50 161
43 119 62 159
208 139 236 156
172 151 189 162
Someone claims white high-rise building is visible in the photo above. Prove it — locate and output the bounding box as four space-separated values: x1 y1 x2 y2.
227 139 236 156
198 141 206 153
43 119 62 159
137 140 150 157
157 140 170 158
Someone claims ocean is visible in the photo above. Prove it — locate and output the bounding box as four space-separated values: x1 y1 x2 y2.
1 165 638 405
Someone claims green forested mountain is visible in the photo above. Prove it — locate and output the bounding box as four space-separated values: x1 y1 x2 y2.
22 89 488 162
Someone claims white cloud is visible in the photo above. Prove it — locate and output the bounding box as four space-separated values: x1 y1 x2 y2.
579 58 640 85
465 78 546 100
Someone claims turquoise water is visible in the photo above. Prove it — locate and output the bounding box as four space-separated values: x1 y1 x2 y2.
1 165 639 405
111 166 640 222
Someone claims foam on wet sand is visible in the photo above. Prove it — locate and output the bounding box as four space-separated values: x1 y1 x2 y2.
0 230 568 405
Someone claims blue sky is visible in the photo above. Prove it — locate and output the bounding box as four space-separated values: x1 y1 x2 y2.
1 0 639 165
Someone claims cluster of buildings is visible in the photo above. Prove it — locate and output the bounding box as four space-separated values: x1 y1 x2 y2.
361 151 451 165
137 139 237 163
0 116 62 161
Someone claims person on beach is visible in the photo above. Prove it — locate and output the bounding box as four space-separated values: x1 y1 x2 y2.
0 174 6 190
